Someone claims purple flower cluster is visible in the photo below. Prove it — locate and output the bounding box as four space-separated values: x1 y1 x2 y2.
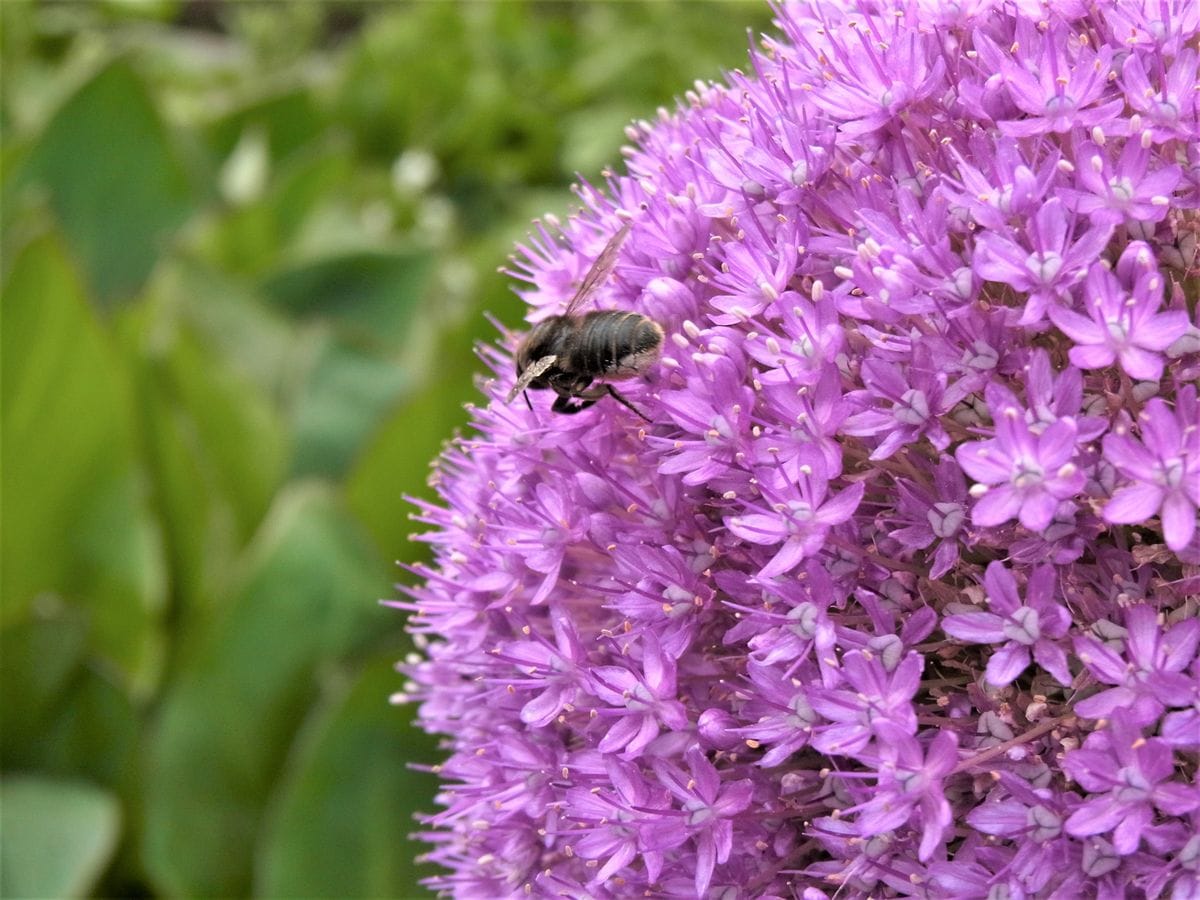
397 2 1200 896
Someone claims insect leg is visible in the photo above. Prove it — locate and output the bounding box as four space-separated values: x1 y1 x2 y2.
605 385 651 422
551 394 597 415
548 374 596 415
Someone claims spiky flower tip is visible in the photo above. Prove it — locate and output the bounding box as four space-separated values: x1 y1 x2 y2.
395 2 1200 896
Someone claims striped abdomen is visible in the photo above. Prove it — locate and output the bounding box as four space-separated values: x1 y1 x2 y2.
570 311 664 380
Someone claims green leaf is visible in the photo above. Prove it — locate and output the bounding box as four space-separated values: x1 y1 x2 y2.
260 249 432 346
0 607 90 768
36 666 141 792
193 146 355 277
1 608 140 815
1 235 115 617
73 471 168 691
345 369 471 561
204 87 322 167
151 321 287 541
0 236 164 687
150 259 295 404
270 151 355 250
255 653 439 899
345 245 504 556
333 4 474 162
289 337 410 479
115 266 289 622
2 623 141 790
142 483 392 898
131 349 239 618
0 777 121 900
12 59 196 307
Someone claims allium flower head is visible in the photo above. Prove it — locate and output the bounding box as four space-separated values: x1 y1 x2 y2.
399 3 1200 896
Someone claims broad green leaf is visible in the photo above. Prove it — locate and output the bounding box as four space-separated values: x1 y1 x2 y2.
0 236 164 687
0 777 121 900
0 607 89 768
37 665 140 793
151 321 286 541
204 87 322 166
333 4 474 162
1 235 117 617
130 349 239 619
12 59 196 307
192 145 355 276
1 610 139 822
345 235 510 557
149 259 295 402
73 471 168 692
289 337 410 480
142 483 392 898
255 653 439 899
270 151 355 249
345 369 471 562
260 249 432 347
561 101 638 177
115 268 287 621
194 199 279 277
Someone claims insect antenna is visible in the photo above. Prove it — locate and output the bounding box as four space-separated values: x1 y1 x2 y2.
505 354 558 403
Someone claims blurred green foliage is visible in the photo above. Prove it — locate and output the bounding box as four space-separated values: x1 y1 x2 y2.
0 1 772 897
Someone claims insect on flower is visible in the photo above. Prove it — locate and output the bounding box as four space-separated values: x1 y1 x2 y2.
506 222 664 421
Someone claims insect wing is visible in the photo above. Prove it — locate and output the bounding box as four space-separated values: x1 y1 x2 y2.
562 222 631 317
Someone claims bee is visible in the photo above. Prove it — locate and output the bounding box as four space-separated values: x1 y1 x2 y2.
506 222 664 421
